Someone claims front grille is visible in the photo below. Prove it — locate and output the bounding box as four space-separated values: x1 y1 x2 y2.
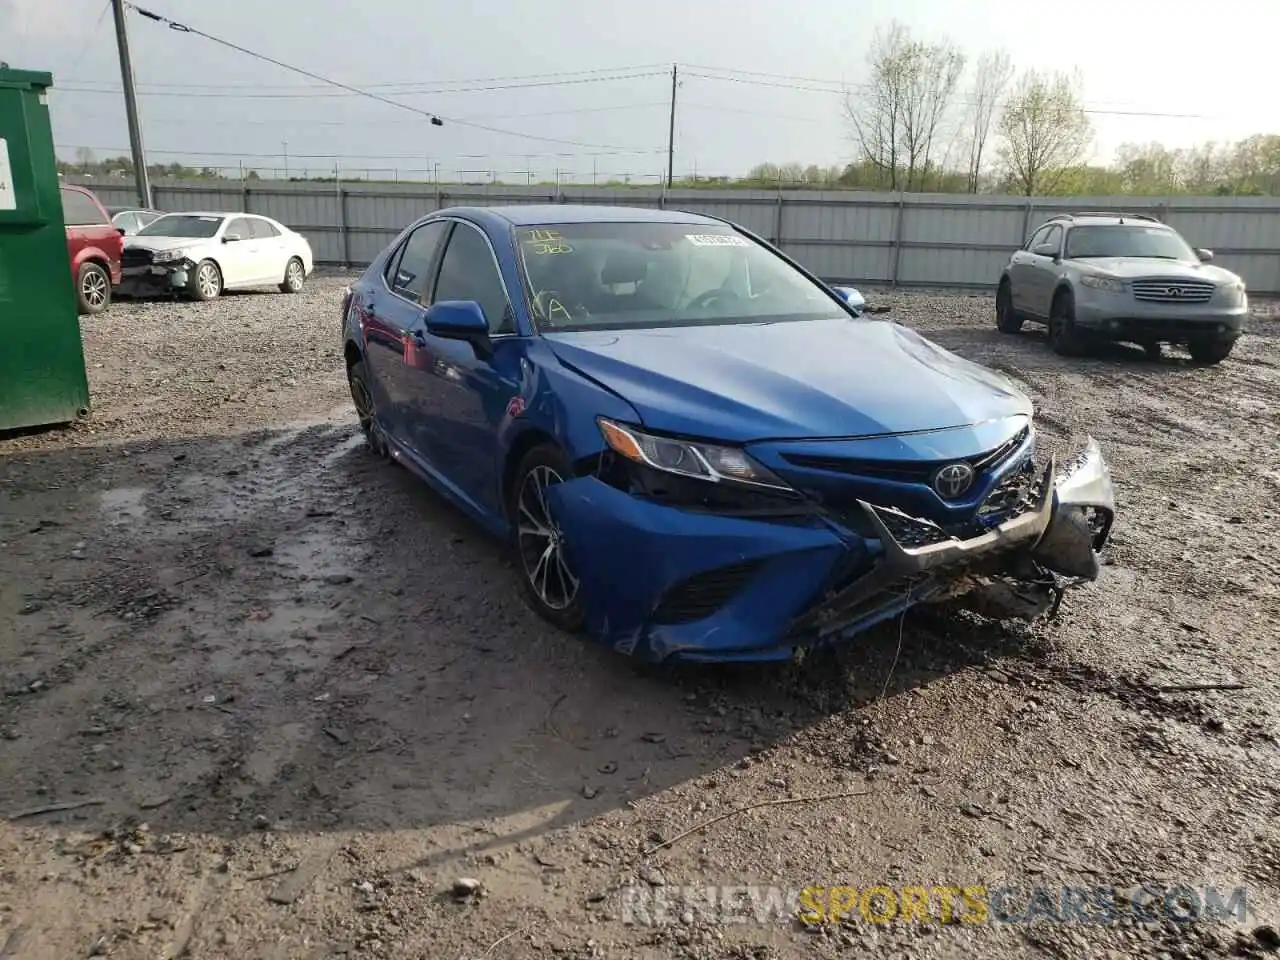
1131 279 1215 304
782 426 1030 486
871 505 952 548
651 560 760 625
122 248 155 268
976 457 1039 524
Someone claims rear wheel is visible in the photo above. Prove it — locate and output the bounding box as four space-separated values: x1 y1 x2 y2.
347 359 387 457
995 281 1023 333
77 262 111 316
188 260 222 301
279 257 305 294
509 443 585 632
1048 290 1083 356
1188 338 1234 365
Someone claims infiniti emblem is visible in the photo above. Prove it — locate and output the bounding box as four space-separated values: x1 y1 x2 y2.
933 462 975 498
1165 286 1183 298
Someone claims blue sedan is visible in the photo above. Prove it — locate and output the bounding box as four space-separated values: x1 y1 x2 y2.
340 205 1116 663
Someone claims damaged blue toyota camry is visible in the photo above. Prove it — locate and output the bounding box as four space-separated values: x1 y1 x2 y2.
341 205 1116 662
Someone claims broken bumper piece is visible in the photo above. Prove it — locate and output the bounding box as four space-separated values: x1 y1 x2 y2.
118 263 191 297
547 437 1116 663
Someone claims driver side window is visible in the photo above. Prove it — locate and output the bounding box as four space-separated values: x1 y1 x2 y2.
1025 225 1050 250
432 223 513 334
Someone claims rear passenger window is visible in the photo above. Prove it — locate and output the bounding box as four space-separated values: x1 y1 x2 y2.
61 188 108 226
388 220 449 304
433 224 512 333
250 219 280 239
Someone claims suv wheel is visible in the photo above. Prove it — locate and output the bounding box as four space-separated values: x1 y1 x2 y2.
1188 338 1234 365
995 282 1023 333
1048 291 1083 356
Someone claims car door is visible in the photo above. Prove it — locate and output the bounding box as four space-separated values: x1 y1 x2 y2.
358 219 450 456
1026 223 1063 318
1008 224 1049 315
249 217 289 283
218 216 259 288
403 218 521 517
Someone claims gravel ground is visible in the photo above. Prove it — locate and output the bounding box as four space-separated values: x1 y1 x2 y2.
1 274 1279 960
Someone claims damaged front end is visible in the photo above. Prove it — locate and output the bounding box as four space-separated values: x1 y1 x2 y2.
793 438 1115 644
118 249 195 298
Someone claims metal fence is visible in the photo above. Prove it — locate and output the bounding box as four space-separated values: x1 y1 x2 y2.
69 178 1280 294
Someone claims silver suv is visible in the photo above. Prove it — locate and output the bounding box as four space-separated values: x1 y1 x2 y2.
995 212 1247 364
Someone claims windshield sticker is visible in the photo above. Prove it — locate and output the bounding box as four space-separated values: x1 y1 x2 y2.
686 234 749 247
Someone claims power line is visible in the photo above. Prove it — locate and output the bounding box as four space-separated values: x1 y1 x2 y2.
62 62 672 92
56 143 666 161
55 70 670 100
63 1 113 80
681 66 1216 120
121 4 658 151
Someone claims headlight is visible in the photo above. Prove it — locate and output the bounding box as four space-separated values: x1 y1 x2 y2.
597 418 791 490
1079 275 1124 293
1221 280 1246 306
152 248 190 263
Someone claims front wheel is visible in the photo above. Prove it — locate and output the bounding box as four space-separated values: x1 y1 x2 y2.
509 444 585 632
77 262 111 315
1048 291 1083 356
279 257 305 294
995 282 1023 333
1188 338 1234 365
189 260 223 301
347 359 387 457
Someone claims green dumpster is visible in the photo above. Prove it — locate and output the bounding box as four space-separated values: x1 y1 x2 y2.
0 67 91 431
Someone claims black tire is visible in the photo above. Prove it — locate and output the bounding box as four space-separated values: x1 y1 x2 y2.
76 262 111 316
1188 338 1234 365
995 281 1023 333
188 259 222 301
279 257 305 294
347 359 388 457
1141 341 1162 361
1048 290 1083 356
508 443 585 633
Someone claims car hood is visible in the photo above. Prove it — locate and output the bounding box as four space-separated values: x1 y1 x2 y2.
544 317 1032 443
1077 258 1240 283
124 236 214 252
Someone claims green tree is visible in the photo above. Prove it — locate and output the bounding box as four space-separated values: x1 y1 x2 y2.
997 69 1093 195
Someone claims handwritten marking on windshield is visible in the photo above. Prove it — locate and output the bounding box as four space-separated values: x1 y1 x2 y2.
686 234 750 247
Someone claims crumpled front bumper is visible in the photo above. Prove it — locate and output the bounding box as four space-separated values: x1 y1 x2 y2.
548 438 1115 662
118 262 192 297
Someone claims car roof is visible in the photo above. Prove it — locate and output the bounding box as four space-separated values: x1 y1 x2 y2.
440 204 725 228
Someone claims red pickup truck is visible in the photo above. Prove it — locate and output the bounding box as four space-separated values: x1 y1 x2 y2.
61 184 123 315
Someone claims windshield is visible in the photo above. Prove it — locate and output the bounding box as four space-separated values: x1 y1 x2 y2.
137 214 224 239
1065 225 1196 260
515 222 845 332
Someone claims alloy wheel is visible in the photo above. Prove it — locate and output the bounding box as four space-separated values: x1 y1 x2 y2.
286 260 304 290
516 465 579 611
198 264 220 299
82 270 108 309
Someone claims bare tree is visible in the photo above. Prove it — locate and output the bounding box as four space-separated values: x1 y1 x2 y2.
997 69 1093 195
963 50 1013 193
897 37 966 191
844 22 966 192
844 23 910 191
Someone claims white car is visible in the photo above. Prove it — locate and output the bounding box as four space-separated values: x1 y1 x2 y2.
120 212 314 301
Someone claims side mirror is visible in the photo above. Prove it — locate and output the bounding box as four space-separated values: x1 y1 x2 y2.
424 300 492 357
830 285 866 315
1195 248 1214 262
223 233 244 243
1033 243 1059 259
116 227 127 236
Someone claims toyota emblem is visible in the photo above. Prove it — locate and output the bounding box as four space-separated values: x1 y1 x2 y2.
933 462 975 498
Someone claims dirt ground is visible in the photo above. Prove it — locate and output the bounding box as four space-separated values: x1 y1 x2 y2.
1 274 1279 960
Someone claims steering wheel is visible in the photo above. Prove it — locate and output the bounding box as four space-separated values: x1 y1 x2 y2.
534 289 589 327
687 288 741 311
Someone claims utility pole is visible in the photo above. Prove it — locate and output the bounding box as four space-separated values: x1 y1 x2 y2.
666 64 678 190
111 0 151 207
282 138 289 180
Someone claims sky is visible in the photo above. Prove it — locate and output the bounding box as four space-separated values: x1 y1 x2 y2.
3 0 1278 184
